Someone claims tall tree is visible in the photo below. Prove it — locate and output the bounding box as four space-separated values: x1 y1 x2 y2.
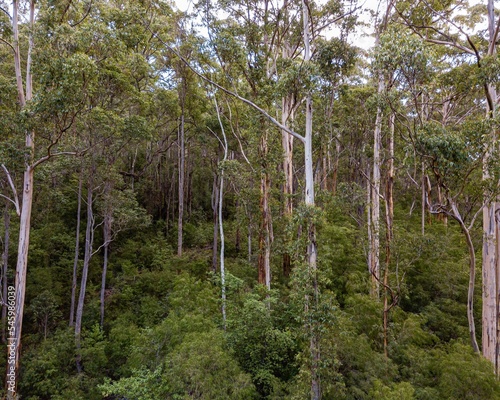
397 0 500 370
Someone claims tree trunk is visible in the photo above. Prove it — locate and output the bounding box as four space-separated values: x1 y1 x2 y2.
483 0 498 370
451 202 480 353
10 166 34 397
69 172 83 327
8 0 35 394
75 177 95 373
100 193 112 328
2 203 10 343
211 173 219 273
383 114 395 357
370 71 384 298
421 162 426 236
282 90 294 277
258 132 272 290
214 96 228 328
177 107 185 257
302 1 320 398
219 168 226 327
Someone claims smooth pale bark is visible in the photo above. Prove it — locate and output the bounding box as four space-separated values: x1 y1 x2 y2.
218 165 226 328
100 184 112 328
8 0 35 395
302 1 320 399
235 200 241 254
383 114 395 357
258 131 272 290
281 12 295 275
449 202 480 353
69 172 83 327
75 180 94 373
370 72 384 298
215 96 228 328
211 173 219 273
10 166 34 397
282 93 294 277
370 0 393 296
483 0 499 369
2 203 10 343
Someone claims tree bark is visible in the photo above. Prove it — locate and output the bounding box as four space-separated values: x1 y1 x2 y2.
451 202 480 353
177 99 185 257
258 131 272 290
483 0 498 370
214 96 228 328
383 113 395 357
370 72 384 298
282 91 294 277
2 203 10 343
8 0 35 395
302 1 320 398
100 184 112 328
421 162 426 236
10 166 34 397
211 173 219 273
69 171 83 327
75 176 95 373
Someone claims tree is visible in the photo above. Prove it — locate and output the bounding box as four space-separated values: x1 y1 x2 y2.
397 0 500 370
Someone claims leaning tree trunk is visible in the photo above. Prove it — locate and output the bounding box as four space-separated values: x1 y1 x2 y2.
100 192 112 328
211 173 219 273
75 177 95 373
450 202 480 354
69 171 83 327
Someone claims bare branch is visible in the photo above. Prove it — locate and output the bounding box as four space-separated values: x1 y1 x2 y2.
0 5 11 19
1 164 20 216
0 37 15 53
32 152 79 169
149 29 306 144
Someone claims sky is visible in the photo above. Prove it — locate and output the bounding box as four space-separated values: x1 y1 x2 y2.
173 0 379 50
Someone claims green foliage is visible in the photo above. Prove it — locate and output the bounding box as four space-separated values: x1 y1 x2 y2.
4 0 500 398
27 290 62 339
228 292 299 397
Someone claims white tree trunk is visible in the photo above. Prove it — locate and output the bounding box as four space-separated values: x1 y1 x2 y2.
100 195 112 328
75 179 94 373
69 172 83 327
483 0 498 370
211 173 219 272
2 203 10 343
8 0 35 394
214 96 228 328
302 1 320 398
370 70 385 298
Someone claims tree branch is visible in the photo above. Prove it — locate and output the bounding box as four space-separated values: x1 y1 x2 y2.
1 164 20 216
149 28 306 144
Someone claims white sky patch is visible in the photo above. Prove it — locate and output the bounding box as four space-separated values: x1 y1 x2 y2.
173 0 381 50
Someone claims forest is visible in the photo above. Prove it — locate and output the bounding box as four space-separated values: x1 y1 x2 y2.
3 0 500 398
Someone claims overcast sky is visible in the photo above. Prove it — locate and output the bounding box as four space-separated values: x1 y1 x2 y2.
173 0 379 50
